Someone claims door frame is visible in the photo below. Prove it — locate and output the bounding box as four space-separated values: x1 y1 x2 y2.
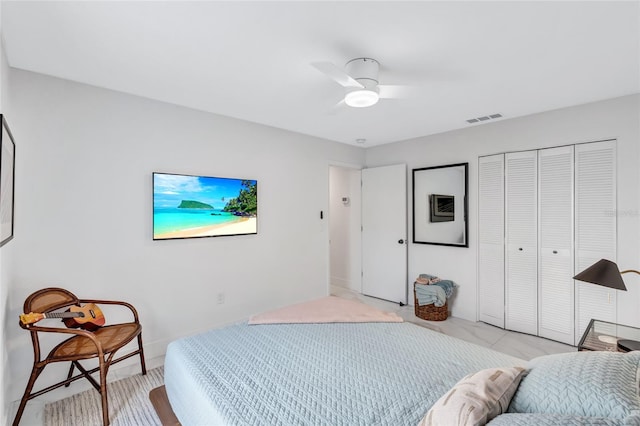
327 161 363 295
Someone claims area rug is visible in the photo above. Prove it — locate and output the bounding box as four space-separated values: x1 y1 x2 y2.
44 367 163 426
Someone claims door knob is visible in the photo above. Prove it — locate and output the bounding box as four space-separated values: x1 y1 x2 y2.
398 239 404 244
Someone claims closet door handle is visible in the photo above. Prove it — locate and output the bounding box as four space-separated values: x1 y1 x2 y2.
518 248 523 251
553 250 558 254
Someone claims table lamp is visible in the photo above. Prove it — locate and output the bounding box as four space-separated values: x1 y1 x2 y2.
573 259 640 352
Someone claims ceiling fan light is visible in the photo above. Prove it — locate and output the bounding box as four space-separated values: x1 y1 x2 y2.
345 89 379 108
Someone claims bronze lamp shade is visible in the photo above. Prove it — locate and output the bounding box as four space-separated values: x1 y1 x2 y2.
573 259 627 291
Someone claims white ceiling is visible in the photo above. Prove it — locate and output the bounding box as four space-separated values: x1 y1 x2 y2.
2 1 639 147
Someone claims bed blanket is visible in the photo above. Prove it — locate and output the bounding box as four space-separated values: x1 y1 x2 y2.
248 296 403 325
165 321 524 426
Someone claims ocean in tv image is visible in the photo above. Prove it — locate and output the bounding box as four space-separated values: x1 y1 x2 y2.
153 172 257 239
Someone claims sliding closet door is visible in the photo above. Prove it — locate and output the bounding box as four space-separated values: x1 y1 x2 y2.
478 154 505 328
538 146 574 345
505 151 538 335
575 140 617 343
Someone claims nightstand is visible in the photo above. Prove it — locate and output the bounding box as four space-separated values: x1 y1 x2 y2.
578 319 640 352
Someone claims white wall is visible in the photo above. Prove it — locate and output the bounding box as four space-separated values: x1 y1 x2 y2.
329 166 361 292
0 5 14 422
4 68 365 401
366 95 640 325
0 2 10 425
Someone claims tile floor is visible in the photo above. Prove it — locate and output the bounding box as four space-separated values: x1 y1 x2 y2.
13 288 575 425
331 285 575 360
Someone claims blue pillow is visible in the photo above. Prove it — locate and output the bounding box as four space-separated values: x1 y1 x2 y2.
508 351 640 419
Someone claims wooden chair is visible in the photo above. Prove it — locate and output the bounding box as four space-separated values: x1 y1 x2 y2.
13 287 147 426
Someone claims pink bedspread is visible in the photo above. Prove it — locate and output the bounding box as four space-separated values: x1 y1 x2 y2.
248 296 404 325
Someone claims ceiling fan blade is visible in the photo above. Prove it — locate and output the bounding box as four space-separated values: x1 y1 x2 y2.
378 85 420 99
327 99 346 115
312 62 363 89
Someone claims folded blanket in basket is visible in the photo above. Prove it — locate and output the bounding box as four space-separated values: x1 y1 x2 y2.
431 280 456 298
417 273 440 284
416 273 457 294
415 284 447 307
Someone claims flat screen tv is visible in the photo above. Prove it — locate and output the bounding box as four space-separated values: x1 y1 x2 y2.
153 172 257 240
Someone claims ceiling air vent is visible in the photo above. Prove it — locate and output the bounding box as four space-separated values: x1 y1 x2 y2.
466 113 503 124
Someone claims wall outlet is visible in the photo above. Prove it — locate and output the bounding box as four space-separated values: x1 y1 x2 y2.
216 292 225 305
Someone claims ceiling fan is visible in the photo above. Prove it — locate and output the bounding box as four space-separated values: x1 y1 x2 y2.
312 58 412 108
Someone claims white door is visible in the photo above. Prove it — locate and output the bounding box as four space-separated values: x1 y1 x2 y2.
478 154 505 328
362 164 407 304
538 146 575 345
505 151 538 335
574 140 617 343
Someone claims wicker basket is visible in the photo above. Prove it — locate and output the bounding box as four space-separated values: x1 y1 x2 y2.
413 284 448 321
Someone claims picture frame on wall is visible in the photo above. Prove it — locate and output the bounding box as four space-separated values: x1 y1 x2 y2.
0 115 15 247
429 194 455 222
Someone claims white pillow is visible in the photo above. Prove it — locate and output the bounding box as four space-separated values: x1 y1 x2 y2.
419 366 526 426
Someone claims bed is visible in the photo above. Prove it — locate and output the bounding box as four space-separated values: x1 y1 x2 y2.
152 298 640 426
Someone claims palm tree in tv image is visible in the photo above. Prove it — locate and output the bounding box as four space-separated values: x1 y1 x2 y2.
223 180 257 217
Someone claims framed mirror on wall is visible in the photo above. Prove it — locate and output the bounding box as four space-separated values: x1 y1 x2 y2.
412 163 468 247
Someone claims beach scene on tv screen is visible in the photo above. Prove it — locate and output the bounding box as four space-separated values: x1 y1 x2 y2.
153 173 257 239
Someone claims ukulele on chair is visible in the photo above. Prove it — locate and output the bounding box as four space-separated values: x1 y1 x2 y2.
20 303 105 331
